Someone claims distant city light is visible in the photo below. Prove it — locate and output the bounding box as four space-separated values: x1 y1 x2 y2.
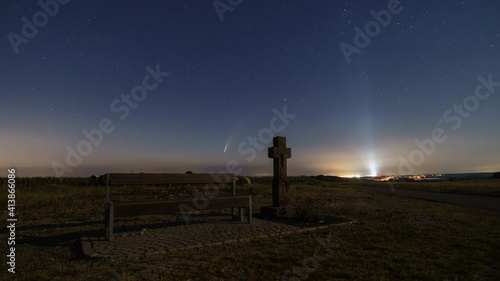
341 175 361 178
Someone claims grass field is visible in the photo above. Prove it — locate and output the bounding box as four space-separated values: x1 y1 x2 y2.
0 178 499 280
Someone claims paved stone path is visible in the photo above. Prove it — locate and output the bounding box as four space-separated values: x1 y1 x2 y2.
80 215 353 259
348 185 500 211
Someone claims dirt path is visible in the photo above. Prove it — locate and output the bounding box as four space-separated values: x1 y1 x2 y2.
347 185 500 211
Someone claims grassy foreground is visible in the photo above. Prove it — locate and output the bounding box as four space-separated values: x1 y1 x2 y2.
0 179 499 280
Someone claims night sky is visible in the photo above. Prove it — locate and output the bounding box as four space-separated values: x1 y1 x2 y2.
1 0 499 177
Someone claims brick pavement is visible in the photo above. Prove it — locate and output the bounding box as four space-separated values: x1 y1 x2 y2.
80 215 354 259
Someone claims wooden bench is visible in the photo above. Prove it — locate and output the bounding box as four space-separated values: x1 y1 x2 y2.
104 173 252 241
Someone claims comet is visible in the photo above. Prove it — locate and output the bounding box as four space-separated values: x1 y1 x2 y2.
223 133 233 153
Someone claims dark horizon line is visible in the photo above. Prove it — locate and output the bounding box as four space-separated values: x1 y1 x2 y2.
1 171 497 179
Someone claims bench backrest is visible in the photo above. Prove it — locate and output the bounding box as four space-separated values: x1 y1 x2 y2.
107 173 234 185
105 173 236 204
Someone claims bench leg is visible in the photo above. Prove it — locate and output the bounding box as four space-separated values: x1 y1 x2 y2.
231 180 236 220
239 207 244 222
248 196 252 223
104 204 108 231
106 202 114 241
231 180 236 219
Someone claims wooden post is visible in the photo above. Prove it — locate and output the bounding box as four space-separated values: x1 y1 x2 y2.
105 173 110 206
106 201 114 241
104 173 110 231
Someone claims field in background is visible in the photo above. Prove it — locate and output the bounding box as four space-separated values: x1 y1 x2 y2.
0 177 499 280
249 176 500 197
336 178 500 197
1 176 499 220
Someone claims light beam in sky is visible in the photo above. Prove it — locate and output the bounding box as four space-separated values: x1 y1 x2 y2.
368 160 378 177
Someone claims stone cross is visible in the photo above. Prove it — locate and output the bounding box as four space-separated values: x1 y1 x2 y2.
268 136 291 207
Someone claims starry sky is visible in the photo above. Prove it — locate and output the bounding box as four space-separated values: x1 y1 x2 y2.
1 0 499 177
